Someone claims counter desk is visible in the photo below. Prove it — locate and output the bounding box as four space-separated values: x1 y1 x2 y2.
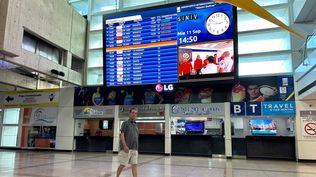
171 134 225 156
75 136 113 152
246 135 296 160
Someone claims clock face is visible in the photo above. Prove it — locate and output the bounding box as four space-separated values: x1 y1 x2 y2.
206 12 230 35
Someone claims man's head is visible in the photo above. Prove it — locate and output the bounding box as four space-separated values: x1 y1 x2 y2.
247 85 260 99
129 107 138 120
207 56 214 63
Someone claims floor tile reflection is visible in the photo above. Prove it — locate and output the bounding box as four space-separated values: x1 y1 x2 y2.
0 150 315 177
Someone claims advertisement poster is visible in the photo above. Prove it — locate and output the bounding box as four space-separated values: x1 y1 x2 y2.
301 111 316 140
74 75 294 106
30 107 58 126
231 75 294 102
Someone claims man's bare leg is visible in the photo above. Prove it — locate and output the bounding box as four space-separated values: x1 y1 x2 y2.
116 165 125 177
131 164 137 177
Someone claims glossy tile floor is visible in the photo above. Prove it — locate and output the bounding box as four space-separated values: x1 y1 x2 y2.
1 150 316 177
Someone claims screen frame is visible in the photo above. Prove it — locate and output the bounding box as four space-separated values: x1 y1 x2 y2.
249 119 277 135
102 0 238 87
185 121 205 134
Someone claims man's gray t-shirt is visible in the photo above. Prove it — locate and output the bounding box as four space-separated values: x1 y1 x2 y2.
120 119 139 150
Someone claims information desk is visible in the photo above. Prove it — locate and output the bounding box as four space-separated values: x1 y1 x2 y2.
246 136 295 160
75 136 113 152
171 135 224 156
138 134 165 154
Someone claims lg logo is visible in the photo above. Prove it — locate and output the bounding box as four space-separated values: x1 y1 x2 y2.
155 84 174 92
155 84 163 92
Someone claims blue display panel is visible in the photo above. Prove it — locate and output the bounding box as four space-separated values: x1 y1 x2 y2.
104 0 236 86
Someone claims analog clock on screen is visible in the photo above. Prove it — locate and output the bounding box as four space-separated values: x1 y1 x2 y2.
206 12 230 35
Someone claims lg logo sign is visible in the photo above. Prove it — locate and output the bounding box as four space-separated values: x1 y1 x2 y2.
155 84 174 92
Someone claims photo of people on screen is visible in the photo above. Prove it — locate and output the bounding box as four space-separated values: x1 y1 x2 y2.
178 39 234 81
142 88 164 104
92 87 104 106
198 87 213 103
174 87 192 104
244 84 278 102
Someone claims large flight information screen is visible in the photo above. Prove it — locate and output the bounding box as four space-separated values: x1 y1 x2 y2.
104 0 236 86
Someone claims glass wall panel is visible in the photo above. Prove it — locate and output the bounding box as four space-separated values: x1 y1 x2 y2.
87 68 103 85
89 31 103 49
239 53 292 76
88 49 103 68
123 0 164 8
1 126 19 147
3 109 20 125
69 0 89 16
92 0 117 13
90 15 103 31
238 30 291 55
307 33 316 49
254 0 288 6
238 7 289 32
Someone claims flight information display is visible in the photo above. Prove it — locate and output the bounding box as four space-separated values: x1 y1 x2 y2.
104 0 236 86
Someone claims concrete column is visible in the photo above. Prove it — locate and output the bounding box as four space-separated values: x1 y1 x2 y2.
224 102 232 158
165 104 171 154
113 105 120 152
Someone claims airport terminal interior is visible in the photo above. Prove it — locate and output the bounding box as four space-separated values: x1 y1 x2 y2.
1 0 316 176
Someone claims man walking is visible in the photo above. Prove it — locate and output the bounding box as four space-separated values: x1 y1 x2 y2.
116 107 139 177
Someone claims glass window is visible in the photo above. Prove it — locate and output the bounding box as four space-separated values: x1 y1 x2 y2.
3 108 20 125
254 0 288 6
92 0 117 13
72 56 85 73
89 31 103 49
22 33 37 53
238 30 291 55
238 7 289 32
90 15 103 31
69 0 89 16
88 49 103 68
1 126 19 147
87 68 103 85
307 34 316 49
123 0 164 8
239 53 292 76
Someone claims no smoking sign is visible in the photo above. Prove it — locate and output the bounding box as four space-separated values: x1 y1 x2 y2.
304 122 316 136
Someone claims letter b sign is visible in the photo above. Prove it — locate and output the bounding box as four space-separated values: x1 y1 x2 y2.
230 102 245 116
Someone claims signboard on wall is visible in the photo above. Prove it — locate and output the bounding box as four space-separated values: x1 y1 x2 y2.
1 89 59 108
262 101 296 116
301 111 316 140
170 103 225 117
73 106 115 118
119 105 165 118
230 101 296 116
30 107 58 126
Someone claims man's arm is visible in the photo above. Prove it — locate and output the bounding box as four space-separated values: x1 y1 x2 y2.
120 132 129 153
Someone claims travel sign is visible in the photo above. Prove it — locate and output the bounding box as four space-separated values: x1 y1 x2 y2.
231 101 296 116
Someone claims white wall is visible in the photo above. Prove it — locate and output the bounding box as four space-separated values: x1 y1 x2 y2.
295 101 316 160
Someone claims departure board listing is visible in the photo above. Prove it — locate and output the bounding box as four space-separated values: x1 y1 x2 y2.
104 0 236 86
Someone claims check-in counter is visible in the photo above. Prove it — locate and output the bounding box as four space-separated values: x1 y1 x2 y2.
246 136 295 160
75 136 113 152
139 134 165 154
171 134 224 156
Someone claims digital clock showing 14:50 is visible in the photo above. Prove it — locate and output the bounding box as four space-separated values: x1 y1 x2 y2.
178 35 198 44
